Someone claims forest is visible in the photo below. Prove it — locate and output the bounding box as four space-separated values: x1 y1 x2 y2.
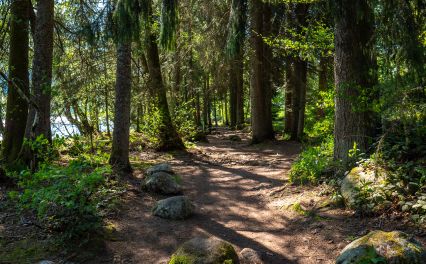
0 0 425 263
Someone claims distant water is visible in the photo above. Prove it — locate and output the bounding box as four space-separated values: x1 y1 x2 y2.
51 116 111 137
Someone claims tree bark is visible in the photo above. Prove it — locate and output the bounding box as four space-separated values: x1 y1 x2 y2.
144 11 184 150
333 0 378 167
109 42 132 172
317 56 330 118
249 0 274 143
2 0 30 166
32 0 54 142
284 57 294 135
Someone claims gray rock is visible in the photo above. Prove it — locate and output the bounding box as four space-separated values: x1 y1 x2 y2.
38 261 55 264
239 248 263 264
336 230 426 264
169 237 239 264
340 162 386 209
143 172 182 195
153 196 194 220
146 163 174 176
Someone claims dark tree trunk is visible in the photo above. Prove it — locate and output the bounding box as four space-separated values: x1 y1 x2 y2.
250 0 274 143
109 42 132 172
294 58 307 140
32 0 54 142
230 68 237 128
284 3 309 141
145 6 184 150
2 0 30 166
195 91 201 127
224 93 229 126
317 56 333 118
202 75 209 131
333 0 378 167
284 57 294 135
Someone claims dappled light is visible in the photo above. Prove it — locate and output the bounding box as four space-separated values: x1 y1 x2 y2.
0 0 425 263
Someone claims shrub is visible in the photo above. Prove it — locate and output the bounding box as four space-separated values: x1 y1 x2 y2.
10 160 113 242
289 136 334 184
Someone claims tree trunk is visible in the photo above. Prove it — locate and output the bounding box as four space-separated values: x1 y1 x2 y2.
295 58 307 140
317 56 330 118
333 0 378 167
284 57 294 135
2 0 30 166
32 0 54 142
250 0 274 143
109 42 132 172
145 9 184 150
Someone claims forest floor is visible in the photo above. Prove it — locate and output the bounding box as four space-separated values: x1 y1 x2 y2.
99 128 426 264
0 128 425 263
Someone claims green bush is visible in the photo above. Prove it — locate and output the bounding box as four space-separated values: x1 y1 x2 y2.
289 136 334 184
10 160 112 241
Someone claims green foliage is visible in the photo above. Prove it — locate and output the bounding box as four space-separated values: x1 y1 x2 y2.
169 255 195 264
225 0 247 57
23 135 63 164
160 0 179 49
9 160 113 241
304 89 335 140
173 100 200 142
265 21 334 61
289 136 334 184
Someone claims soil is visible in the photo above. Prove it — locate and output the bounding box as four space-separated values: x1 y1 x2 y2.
99 128 426 264
1 128 424 263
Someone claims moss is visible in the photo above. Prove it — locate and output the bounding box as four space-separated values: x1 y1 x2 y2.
173 174 183 184
218 243 239 263
338 231 426 264
169 254 195 264
0 238 53 264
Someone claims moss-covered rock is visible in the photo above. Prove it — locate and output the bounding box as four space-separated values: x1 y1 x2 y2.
146 163 174 176
239 248 263 264
336 230 426 264
153 196 194 220
341 162 386 209
169 237 240 264
143 171 183 195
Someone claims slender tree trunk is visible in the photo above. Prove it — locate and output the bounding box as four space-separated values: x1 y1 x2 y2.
213 96 218 127
136 103 141 133
229 67 237 128
295 58 307 139
109 42 132 172
333 0 378 167
2 0 30 166
195 91 201 127
224 93 229 126
284 57 294 135
202 76 209 131
145 10 184 150
317 56 330 118
235 55 245 129
250 0 274 143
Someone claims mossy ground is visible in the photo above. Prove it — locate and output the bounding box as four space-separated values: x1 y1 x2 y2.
0 238 54 263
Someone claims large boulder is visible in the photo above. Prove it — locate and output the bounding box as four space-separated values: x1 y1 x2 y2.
143 172 182 195
153 196 194 220
341 162 386 209
336 230 426 264
169 237 239 264
146 163 174 176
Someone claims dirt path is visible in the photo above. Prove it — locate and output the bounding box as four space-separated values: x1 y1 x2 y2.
102 128 425 264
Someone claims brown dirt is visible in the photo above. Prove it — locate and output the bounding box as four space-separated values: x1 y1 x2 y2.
100 128 425 264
